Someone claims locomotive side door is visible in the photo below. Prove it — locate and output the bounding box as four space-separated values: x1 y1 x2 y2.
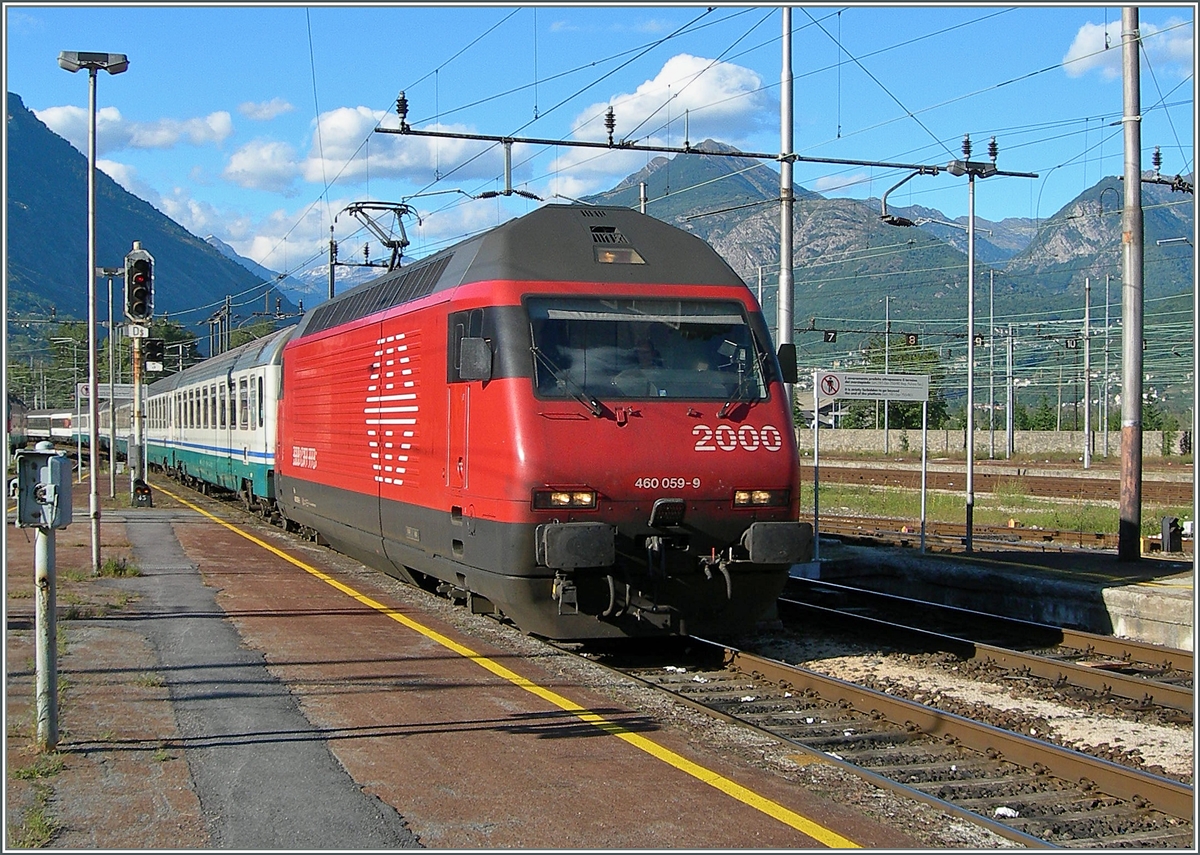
447 386 468 489
447 308 486 490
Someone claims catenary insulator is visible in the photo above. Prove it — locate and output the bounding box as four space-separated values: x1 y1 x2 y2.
1153 146 1162 173
961 134 972 159
605 106 615 145
395 91 409 130
988 136 998 163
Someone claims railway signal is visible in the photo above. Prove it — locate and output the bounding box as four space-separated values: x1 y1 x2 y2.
124 245 154 322
144 338 164 372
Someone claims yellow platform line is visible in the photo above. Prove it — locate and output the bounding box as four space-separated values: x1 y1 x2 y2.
153 483 860 848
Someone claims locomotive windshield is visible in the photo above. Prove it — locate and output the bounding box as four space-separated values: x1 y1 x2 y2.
527 297 770 402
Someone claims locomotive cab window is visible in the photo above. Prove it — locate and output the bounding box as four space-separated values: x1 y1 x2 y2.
527 297 771 402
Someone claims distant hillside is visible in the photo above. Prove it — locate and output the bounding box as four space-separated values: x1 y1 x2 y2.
6 91 296 340
583 139 1193 340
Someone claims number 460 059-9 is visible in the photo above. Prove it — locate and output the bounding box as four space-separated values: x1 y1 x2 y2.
634 477 699 490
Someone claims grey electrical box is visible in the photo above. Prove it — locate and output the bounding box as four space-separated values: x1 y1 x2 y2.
15 443 73 529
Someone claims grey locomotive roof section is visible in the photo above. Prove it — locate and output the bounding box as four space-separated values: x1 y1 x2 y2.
146 324 295 396
458 204 746 289
293 205 746 340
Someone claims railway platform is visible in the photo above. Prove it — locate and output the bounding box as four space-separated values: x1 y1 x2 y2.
810 536 1194 652
6 482 1011 850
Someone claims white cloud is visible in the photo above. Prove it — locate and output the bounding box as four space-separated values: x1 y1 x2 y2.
1064 17 1194 80
239 98 295 121
96 159 142 194
299 106 505 187
814 172 873 195
223 139 300 193
35 105 233 153
572 54 768 146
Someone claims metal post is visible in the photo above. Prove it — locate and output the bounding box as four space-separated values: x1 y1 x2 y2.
640 181 648 214
1006 324 1014 458
1103 274 1111 457
989 270 995 459
130 335 143 500
884 296 890 454
778 8 795 408
328 225 336 301
1118 6 1144 561
35 525 58 750
107 274 116 497
965 171 976 553
1084 277 1092 469
811 370 820 563
920 399 928 554
85 67 101 574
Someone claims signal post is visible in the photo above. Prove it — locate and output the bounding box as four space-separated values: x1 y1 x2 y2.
123 242 153 504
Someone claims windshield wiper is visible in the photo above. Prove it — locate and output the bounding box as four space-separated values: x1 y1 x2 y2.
718 373 752 419
531 346 605 417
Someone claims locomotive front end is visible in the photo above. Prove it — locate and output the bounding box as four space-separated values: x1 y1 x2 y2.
509 291 811 637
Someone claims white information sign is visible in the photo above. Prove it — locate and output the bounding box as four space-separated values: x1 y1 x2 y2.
815 371 928 402
126 324 149 338
78 382 135 401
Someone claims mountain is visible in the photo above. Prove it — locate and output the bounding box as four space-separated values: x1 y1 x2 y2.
583 140 1193 337
5 91 296 343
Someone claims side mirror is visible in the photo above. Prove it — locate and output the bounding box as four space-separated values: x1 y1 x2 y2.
776 342 798 384
459 337 492 382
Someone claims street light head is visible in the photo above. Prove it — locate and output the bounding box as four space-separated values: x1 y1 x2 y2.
880 213 916 228
57 51 129 74
946 160 967 177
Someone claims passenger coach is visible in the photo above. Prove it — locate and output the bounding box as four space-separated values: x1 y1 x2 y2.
145 326 292 513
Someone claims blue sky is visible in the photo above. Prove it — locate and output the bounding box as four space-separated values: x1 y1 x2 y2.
4 3 1195 284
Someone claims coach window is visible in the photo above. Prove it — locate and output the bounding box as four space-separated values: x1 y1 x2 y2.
249 376 257 432
219 385 226 429
210 384 217 430
203 387 211 429
239 378 249 430
257 375 264 428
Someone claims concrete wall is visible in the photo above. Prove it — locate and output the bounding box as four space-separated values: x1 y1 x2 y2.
795 428 1187 458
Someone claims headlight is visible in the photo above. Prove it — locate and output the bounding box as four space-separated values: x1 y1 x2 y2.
533 489 598 510
733 489 788 507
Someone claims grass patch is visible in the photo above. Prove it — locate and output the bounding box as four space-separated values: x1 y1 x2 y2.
61 569 90 583
152 746 173 762
9 589 32 599
804 482 1188 536
10 753 65 781
7 782 60 848
133 672 165 688
96 557 140 578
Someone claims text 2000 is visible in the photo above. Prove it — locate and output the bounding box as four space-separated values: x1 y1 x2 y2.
692 424 784 452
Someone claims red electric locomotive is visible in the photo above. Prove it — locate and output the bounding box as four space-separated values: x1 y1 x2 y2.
277 204 811 639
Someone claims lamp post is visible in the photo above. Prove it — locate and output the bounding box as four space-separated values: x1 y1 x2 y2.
881 140 1034 552
58 50 128 575
97 266 122 498
946 135 1001 554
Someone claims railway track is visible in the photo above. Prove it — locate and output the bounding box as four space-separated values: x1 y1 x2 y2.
589 639 1194 848
145 472 1193 846
813 464 1193 506
780 578 1193 720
